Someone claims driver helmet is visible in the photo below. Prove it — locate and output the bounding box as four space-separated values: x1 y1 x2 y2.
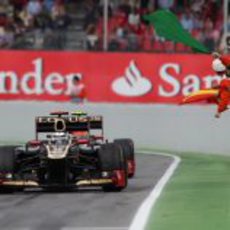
212 59 226 73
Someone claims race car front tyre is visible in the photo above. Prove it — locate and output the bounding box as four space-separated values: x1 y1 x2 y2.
98 143 127 192
0 146 15 173
114 139 135 178
0 146 23 193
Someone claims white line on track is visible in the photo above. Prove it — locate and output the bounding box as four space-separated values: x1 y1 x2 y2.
5 228 128 230
129 151 181 230
62 228 128 230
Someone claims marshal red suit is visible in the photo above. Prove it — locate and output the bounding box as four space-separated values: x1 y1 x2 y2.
217 78 230 113
216 56 230 115
220 56 230 67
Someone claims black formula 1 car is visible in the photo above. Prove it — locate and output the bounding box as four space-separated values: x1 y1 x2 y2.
0 111 135 192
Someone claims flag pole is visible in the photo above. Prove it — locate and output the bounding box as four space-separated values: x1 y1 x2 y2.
103 0 109 51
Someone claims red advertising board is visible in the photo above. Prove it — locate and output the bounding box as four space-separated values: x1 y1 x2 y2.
0 51 218 103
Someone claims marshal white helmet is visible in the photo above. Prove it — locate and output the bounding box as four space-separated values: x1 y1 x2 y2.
212 59 226 72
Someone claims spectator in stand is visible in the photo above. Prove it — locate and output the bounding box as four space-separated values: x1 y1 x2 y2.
0 0 222 52
86 24 99 50
84 1 100 31
44 0 55 12
180 9 194 32
141 0 149 9
116 24 129 50
35 8 53 30
203 17 216 51
107 0 119 10
128 7 140 27
118 0 132 16
18 6 34 28
126 28 140 51
116 25 125 39
0 2 10 28
203 0 219 23
51 0 64 20
108 27 120 51
0 25 15 48
51 0 70 30
129 0 141 9
205 15 214 29
0 27 6 47
12 0 27 11
157 0 174 10
4 25 15 48
1 0 14 18
190 0 205 14
193 12 203 30
13 13 27 36
27 0 42 17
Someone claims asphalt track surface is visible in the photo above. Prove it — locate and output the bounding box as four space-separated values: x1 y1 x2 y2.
0 153 173 230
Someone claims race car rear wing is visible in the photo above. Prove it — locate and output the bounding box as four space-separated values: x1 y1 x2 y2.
35 116 88 138
88 116 104 141
35 115 103 139
89 116 103 129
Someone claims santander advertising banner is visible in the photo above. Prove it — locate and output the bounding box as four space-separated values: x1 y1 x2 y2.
0 51 219 103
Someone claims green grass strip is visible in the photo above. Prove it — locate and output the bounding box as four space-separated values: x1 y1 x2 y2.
146 153 230 230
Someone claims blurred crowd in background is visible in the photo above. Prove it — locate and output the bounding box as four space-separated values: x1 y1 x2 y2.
0 0 224 52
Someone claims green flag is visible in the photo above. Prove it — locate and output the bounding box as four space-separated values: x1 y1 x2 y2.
144 10 210 54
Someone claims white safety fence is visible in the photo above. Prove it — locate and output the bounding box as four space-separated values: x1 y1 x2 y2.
1 102 230 155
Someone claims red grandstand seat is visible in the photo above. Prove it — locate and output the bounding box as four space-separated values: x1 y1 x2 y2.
176 43 187 52
152 40 164 52
109 17 118 32
96 19 103 35
142 37 152 51
164 41 175 52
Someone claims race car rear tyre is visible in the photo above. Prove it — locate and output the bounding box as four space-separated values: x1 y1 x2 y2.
114 139 135 178
114 138 134 159
98 143 127 192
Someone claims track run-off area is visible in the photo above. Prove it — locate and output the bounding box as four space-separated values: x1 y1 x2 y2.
0 151 178 230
